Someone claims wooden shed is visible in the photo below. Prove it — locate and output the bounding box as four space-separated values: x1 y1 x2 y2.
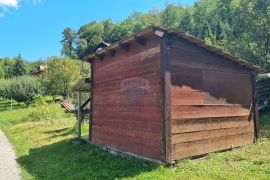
86 26 264 164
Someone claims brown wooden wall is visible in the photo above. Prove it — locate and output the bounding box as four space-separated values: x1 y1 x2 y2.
166 35 255 162
91 35 162 160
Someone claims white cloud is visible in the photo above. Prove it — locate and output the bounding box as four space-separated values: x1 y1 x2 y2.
0 0 18 8
0 0 40 17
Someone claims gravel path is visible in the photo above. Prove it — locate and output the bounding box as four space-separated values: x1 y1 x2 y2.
0 130 21 180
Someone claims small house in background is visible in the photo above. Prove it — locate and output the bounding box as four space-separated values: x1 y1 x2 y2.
32 65 46 77
86 26 264 164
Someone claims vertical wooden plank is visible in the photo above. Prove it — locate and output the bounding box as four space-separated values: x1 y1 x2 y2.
78 91 82 138
165 71 172 163
251 74 259 140
89 62 94 141
160 35 166 162
161 33 173 164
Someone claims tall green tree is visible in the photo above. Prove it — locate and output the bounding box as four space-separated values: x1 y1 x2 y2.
161 4 184 28
77 22 104 58
225 0 270 70
61 27 77 58
13 54 27 76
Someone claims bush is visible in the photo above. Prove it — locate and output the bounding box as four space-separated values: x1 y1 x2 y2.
30 95 50 120
0 78 11 99
0 76 41 106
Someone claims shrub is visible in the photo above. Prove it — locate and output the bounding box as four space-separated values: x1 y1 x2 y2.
9 76 41 106
0 78 12 99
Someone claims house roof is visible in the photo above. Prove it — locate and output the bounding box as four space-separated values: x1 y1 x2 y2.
85 26 264 73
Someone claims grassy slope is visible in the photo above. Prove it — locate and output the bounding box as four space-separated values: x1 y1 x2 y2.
0 100 269 179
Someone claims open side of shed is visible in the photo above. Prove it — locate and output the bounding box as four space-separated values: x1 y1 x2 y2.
86 26 263 164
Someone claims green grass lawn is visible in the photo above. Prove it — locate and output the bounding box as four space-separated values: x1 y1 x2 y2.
0 99 270 179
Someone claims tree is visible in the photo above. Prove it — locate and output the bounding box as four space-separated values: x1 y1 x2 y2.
76 22 104 58
225 0 270 70
61 27 77 58
13 54 27 76
161 4 184 28
41 57 80 99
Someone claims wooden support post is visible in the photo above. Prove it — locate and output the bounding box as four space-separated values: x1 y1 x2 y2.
252 74 259 140
77 91 82 138
89 62 94 142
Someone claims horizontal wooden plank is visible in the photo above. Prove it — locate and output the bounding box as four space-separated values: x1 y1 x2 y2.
92 130 161 159
92 118 160 132
93 95 160 106
94 77 160 94
171 105 251 119
171 89 204 105
93 105 160 113
94 46 160 74
92 125 160 148
172 133 254 160
94 86 160 97
171 116 253 134
95 72 160 87
171 125 254 144
93 107 161 121
95 59 160 81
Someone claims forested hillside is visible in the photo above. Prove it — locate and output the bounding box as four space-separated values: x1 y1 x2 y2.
61 0 270 71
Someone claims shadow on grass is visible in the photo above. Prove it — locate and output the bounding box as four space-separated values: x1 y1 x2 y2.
43 128 77 141
17 140 158 179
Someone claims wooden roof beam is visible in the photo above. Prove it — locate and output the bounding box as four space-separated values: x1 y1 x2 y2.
135 36 147 46
120 42 130 52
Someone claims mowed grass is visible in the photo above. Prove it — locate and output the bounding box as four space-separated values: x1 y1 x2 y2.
0 98 270 179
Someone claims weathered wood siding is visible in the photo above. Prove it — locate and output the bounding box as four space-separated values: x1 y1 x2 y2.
91 35 162 159
167 35 255 161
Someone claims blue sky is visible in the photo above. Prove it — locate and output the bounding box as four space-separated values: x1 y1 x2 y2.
0 0 196 61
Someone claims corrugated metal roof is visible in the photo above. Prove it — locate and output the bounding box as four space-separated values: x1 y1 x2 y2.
85 26 264 73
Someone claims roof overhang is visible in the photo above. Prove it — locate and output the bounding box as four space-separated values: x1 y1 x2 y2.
84 26 265 74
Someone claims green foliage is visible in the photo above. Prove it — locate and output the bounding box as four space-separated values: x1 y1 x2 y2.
66 0 269 71
0 58 15 78
61 27 77 58
41 57 81 98
0 63 4 78
0 78 12 99
30 95 50 120
9 76 41 105
161 4 184 28
13 54 27 76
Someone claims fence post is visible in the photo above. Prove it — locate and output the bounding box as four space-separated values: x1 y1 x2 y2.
77 92 82 138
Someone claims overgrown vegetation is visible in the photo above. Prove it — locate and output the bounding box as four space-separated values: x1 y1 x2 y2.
0 98 269 179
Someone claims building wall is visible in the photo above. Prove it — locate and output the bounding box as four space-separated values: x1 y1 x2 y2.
166 35 255 161
91 35 162 159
